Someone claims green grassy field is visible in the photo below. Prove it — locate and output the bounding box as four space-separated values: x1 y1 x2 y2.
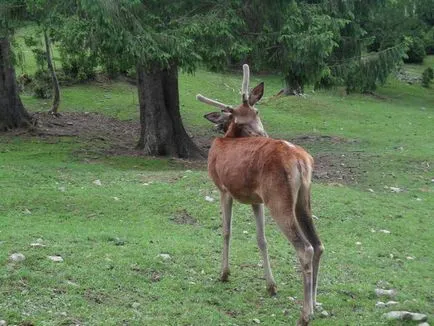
1 55 434 325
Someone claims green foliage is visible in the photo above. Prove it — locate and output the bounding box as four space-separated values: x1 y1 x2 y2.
31 69 52 98
424 27 434 54
421 66 433 87
404 37 427 64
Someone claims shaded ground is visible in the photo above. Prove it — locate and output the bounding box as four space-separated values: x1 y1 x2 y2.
1 111 361 184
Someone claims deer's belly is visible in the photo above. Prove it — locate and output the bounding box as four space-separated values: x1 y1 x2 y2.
219 183 263 205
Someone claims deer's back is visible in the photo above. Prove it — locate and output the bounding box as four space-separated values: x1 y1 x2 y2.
208 137 313 204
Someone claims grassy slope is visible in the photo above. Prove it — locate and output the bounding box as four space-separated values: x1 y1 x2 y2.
1 60 433 325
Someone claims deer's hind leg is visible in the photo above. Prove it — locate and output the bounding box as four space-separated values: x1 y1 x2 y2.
220 191 233 282
296 184 324 307
268 199 314 325
252 203 277 295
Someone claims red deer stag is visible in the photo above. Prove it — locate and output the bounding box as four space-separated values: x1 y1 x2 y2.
196 65 324 325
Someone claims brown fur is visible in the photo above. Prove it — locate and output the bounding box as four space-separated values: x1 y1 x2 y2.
198 66 323 326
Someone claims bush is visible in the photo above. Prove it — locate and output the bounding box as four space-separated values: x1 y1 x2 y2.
404 37 426 64
32 70 52 99
422 67 434 88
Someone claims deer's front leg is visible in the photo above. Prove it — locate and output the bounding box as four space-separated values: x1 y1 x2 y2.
252 203 277 295
220 191 233 282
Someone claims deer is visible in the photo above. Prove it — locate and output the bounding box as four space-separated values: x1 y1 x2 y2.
196 65 324 325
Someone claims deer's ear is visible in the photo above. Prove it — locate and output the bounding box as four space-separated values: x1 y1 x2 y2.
204 111 230 124
249 82 264 106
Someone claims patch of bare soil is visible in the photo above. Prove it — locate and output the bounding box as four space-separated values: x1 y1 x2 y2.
169 209 198 225
3 112 361 184
313 152 364 185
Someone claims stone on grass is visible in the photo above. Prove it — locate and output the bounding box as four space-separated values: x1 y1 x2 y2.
375 288 396 297
158 253 171 260
383 311 427 322
205 196 215 202
0 320 7 326
376 301 386 308
131 302 140 309
386 301 399 306
320 310 329 318
30 238 45 248
252 318 261 324
9 253 25 262
418 323 430 326
93 179 102 186
48 255 64 262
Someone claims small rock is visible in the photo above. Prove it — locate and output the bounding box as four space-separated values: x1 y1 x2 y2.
0 320 6 326
48 255 64 262
368 188 375 193
418 323 430 326
158 253 171 260
113 197 120 201
375 288 396 297
66 280 79 287
23 208 32 215
376 301 386 308
411 313 428 322
93 179 102 186
252 318 261 324
58 186 66 192
320 311 329 318
406 256 415 260
30 242 45 248
131 302 140 309
355 242 362 245
385 300 399 306
243 230 249 234
416 198 422 201
205 196 215 202
312 215 319 220
383 311 427 322
379 229 391 234
389 187 403 193
9 253 25 262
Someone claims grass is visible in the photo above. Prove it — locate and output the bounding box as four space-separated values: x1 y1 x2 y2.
1 49 434 324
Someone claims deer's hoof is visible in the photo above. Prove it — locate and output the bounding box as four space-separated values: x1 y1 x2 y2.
296 313 311 326
267 284 277 296
220 269 230 282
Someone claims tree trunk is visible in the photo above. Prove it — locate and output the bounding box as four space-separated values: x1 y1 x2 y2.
44 29 60 115
136 64 205 159
284 75 304 96
0 37 32 131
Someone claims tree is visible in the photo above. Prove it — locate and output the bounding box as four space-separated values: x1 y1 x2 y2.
320 0 408 93
56 0 243 159
26 0 62 114
0 1 32 131
238 0 345 95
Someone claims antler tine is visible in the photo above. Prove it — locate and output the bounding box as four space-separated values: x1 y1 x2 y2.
242 64 250 103
196 94 232 111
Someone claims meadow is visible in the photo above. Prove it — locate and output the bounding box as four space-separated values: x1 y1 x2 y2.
0 53 433 325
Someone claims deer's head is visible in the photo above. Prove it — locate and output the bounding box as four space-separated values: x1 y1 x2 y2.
196 64 267 138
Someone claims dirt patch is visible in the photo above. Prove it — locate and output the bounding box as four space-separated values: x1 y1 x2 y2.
313 152 364 185
292 134 359 145
169 209 198 225
2 112 361 184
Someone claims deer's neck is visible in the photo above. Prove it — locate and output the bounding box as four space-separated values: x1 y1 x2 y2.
224 122 268 138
